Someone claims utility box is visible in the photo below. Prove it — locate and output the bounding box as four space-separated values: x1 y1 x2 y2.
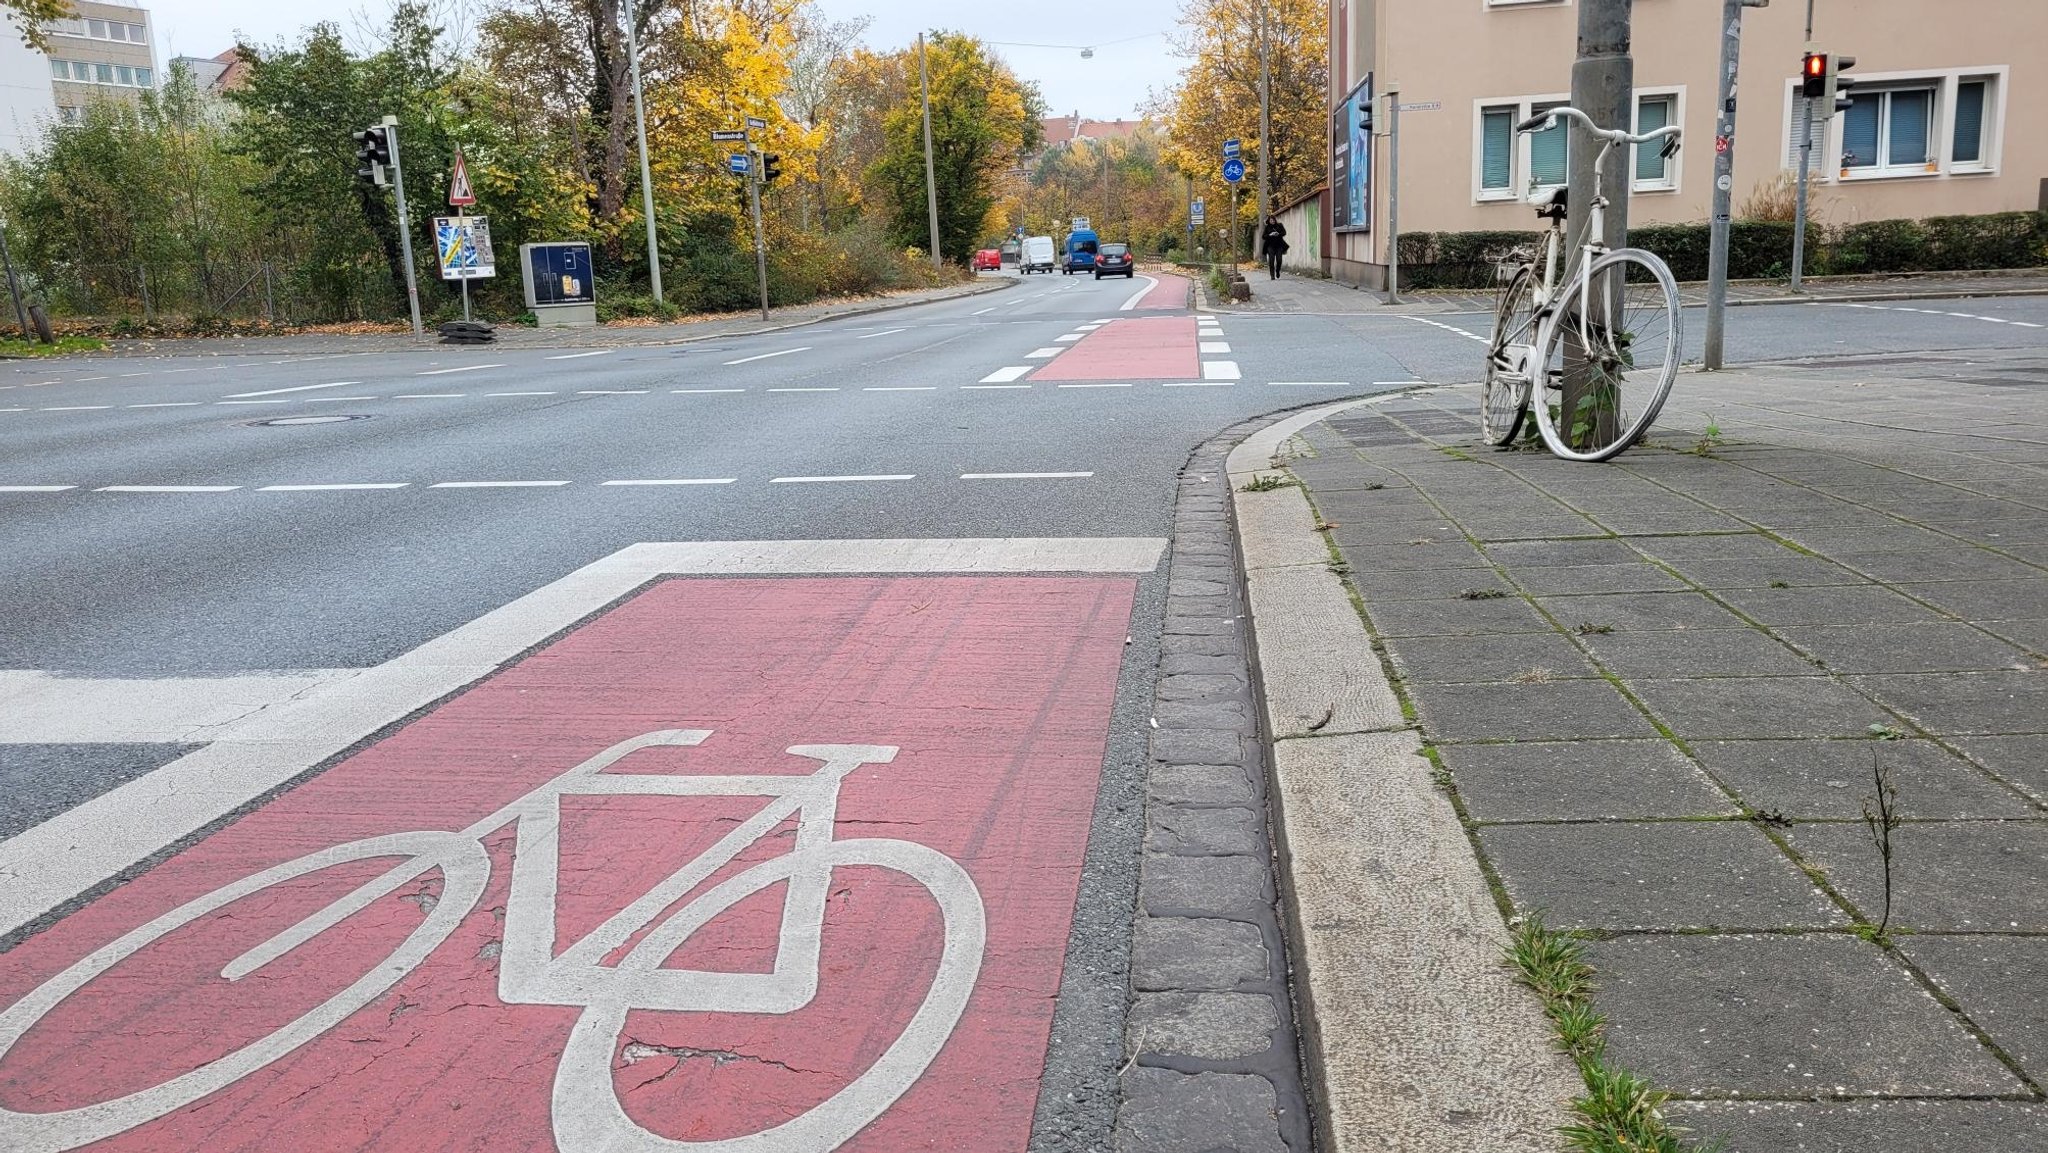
520 242 597 327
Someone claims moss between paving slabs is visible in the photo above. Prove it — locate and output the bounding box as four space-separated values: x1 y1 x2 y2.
1292 464 1719 1153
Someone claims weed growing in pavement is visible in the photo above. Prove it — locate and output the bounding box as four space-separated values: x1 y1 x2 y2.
1506 916 1714 1153
1767 579 1791 589
1459 588 1509 600
1862 750 1904 938
1575 623 1616 636
1691 416 1724 457
1239 473 1298 493
1868 723 1906 741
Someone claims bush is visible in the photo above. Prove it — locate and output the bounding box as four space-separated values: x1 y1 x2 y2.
1393 209 2046 287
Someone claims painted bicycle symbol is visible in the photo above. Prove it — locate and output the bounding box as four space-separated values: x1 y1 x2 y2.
0 730 988 1152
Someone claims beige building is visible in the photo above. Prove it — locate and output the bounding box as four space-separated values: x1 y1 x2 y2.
42 2 158 125
1321 0 2045 286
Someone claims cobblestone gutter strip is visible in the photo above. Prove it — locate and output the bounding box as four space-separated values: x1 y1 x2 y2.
1113 417 1317 1153
1224 400 1580 1152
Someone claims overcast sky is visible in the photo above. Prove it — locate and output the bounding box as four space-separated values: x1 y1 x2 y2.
138 0 1187 119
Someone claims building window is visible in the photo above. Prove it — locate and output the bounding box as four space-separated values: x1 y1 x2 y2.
1952 79 1988 166
135 67 152 87
1633 93 1676 189
94 62 115 84
50 58 69 79
58 106 84 125
1480 106 1515 194
1842 87 1935 172
87 18 108 38
1528 102 1569 189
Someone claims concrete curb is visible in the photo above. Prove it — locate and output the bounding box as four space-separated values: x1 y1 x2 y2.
1226 399 1580 1152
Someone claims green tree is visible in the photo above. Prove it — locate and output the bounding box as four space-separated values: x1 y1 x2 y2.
3 0 71 51
872 33 1043 263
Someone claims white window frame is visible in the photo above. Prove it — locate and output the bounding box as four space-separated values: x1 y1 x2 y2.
1781 66 2007 184
1470 92 1571 205
1631 87 1685 194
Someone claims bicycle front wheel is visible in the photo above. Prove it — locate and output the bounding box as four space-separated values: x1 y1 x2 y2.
1481 265 1538 446
1531 248 1681 463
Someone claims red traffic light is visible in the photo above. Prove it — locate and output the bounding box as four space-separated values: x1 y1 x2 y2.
1805 54 1826 78
1802 52 1829 98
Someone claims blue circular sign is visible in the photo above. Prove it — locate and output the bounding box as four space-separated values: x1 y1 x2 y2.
1222 158 1246 184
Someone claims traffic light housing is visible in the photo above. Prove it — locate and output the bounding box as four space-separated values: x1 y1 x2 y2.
1801 51 1827 99
762 153 783 185
1824 54 1857 116
353 126 390 188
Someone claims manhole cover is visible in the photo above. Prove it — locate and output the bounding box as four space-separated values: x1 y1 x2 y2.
250 414 370 426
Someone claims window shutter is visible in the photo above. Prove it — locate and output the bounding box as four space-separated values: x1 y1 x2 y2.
1529 109 1568 187
1953 81 1986 163
1635 97 1670 182
1841 98 1880 168
1785 93 1825 169
1888 90 1931 165
1482 108 1514 189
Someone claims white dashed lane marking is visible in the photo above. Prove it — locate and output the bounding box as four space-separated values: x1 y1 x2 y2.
1831 301 2046 328
415 364 504 376
724 347 810 365
259 483 409 492
979 367 1033 383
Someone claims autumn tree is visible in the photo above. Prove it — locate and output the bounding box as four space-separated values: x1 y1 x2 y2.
2 0 69 50
870 33 1044 264
1161 0 1327 241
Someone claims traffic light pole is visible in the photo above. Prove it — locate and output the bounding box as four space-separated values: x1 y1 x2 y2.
1789 0 1817 293
749 147 770 322
382 116 424 340
1705 0 1769 371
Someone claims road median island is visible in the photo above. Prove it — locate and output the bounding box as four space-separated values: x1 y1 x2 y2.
1236 357 2048 1152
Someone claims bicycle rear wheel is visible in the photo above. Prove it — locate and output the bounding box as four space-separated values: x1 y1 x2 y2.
1481 265 1538 446
1530 248 1681 463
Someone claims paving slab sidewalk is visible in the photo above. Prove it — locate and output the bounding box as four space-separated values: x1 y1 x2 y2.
1244 354 2048 1150
56 277 1017 359
1206 268 2048 315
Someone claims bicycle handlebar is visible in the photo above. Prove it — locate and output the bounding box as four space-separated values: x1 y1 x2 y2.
1516 105 1684 148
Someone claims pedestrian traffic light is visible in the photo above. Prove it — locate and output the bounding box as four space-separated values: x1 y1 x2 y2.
1801 51 1827 99
1824 54 1857 115
353 125 390 188
762 153 783 185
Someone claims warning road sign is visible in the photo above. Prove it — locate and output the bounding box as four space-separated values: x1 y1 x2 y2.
0 560 1139 1151
447 147 476 208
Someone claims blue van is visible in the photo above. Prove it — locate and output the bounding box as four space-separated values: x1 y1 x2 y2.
1062 226 1099 275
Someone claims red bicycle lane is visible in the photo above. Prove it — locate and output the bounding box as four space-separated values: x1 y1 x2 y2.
0 574 1136 1152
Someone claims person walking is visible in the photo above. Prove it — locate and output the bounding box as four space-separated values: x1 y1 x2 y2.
1261 217 1289 280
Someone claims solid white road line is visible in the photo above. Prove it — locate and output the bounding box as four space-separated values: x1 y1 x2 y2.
308 396 380 402
128 402 202 408
97 485 241 493
674 388 746 393
961 472 1093 480
430 480 570 488
216 399 291 405
1371 380 1425 386
393 393 465 399
42 406 111 411
416 363 504 375
577 389 649 395
225 380 363 398
1201 341 1232 354
980 366 1033 383
1204 361 1243 380
724 347 810 365
1399 315 1490 344
1164 381 1232 387
1119 277 1158 311
865 386 937 391
0 535 1166 936
858 328 908 339
769 387 838 393
546 350 613 360
1273 381 1356 387
600 478 737 486
73 376 109 382
1026 348 1064 358
971 307 996 316
119 372 149 377
259 483 410 491
487 391 558 396
770 474 914 484
0 485 74 492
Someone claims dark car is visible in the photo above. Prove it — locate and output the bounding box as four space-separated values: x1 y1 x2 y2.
1092 244 1135 279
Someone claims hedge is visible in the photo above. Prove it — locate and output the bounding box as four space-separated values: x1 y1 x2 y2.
1394 210 2048 289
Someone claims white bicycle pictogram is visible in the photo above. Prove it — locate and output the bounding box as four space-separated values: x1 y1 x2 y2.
0 730 987 1153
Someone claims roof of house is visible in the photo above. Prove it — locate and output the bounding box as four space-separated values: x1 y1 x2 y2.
1039 113 1149 148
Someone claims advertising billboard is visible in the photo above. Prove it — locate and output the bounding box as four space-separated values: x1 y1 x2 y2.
1330 76 1373 233
433 215 496 280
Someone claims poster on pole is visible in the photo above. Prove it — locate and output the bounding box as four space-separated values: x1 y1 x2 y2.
1330 75 1373 233
433 215 496 280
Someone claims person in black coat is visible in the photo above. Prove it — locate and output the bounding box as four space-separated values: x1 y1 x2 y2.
1261 217 1289 279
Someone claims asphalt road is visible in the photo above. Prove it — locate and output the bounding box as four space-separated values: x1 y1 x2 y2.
1 271 2043 1151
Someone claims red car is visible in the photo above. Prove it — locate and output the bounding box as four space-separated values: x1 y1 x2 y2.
973 249 1002 272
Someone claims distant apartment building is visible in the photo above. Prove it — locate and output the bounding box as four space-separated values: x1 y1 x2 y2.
1319 0 2045 287
1040 113 1148 152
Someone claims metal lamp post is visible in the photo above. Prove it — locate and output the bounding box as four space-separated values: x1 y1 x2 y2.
625 0 663 304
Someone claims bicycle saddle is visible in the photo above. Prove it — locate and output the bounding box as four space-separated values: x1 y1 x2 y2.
1529 186 1568 219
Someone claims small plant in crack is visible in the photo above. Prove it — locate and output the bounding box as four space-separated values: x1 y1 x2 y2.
1691 415 1724 457
1867 723 1905 741
1575 622 1616 636
1459 588 1509 600
1767 579 1791 589
1862 749 1904 939
1239 473 1297 493
1747 808 1792 829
